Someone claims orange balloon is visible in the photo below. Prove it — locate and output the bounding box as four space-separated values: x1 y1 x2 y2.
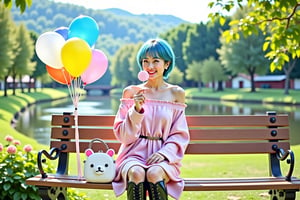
46 65 74 84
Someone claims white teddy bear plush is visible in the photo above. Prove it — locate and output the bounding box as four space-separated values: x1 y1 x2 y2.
84 148 116 183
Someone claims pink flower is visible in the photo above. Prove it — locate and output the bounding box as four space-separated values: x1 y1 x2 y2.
5 135 14 142
23 144 33 153
7 145 17 154
0 143 3 152
13 140 21 146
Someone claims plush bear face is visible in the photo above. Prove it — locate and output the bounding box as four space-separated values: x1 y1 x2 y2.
84 148 116 183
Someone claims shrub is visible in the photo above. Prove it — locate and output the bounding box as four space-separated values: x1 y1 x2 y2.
0 135 89 200
0 135 52 200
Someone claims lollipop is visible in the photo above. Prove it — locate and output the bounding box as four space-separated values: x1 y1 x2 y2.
138 70 149 82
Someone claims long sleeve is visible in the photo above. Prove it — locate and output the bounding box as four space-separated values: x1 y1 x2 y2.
158 109 190 164
113 100 144 145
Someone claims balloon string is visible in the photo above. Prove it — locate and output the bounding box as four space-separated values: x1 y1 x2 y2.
65 76 84 179
74 106 82 179
74 77 82 179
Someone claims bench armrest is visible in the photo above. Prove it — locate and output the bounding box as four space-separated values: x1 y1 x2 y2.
37 147 61 178
272 145 295 181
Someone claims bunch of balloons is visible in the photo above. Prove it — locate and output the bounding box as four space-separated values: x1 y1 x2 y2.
35 15 108 86
35 15 108 179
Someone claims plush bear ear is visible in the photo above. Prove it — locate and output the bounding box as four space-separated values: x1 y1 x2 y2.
106 149 115 157
85 149 94 157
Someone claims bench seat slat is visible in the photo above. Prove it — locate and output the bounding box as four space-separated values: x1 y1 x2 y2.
50 141 290 154
26 175 300 191
51 128 289 141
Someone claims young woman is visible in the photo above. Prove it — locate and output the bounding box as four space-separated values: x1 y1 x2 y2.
112 38 190 200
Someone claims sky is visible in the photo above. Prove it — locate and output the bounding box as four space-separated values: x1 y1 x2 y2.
54 0 214 23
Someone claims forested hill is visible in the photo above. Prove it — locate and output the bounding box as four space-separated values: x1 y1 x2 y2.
11 0 187 56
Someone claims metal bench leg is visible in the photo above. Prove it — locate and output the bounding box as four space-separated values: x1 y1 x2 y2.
269 189 297 200
38 186 67 200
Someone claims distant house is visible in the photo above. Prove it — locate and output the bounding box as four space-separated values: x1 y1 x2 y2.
294 79 300 89
0 75 39 90
254 75 286 89
204 73 300 90
229 74 298 89
231 74 251 89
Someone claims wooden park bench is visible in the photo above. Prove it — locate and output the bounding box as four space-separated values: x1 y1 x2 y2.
26 111 300 199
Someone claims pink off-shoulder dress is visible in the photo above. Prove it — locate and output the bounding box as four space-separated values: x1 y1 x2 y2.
112 98 190 200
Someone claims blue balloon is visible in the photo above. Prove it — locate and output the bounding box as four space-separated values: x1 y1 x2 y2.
54 27 69 40
68 15 99 47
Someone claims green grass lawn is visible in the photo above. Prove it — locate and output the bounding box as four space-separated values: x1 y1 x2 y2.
74 148 300 200
185 88 300 105
0 88 69 149
1 87 300 199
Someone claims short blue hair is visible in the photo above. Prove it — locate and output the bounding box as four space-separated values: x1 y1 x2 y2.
136 38 175 79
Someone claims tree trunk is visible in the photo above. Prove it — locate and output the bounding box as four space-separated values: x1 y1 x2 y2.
4 75 8 97
250 70 256 92
198 81 202 91
12 75 16 95
284 76 290 95
217 81 223 91
283 59 296 95
20 75 24 93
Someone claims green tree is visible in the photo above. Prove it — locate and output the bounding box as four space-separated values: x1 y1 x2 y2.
183 21 229 64
201 57 225 92
0 3 15 96
209 0 300 72
168 67 184 85
183 23 207 65
12 23 36 94
129 42 143 84
217 32 269 92
1 0 31 13
185 61 203 90
110 44 136 87
161 24 193 84
30 31 46 92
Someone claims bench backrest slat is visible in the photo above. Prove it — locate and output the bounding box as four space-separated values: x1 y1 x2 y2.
49 114 290 155
186 115 289 127
51 114 289 127
51 127 289 141
50 141 290 154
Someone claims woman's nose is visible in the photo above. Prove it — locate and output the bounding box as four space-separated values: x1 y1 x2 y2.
148 62 154 69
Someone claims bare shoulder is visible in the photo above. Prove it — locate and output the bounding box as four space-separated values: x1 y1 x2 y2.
122 85 138 98
122 85 135 99
169 85 185 103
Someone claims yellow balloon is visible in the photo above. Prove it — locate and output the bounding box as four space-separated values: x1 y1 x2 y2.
61 38 92 77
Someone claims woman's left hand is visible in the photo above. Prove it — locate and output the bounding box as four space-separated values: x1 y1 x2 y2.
146 152 165 165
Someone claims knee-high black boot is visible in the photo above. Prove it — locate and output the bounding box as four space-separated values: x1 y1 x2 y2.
148 180 168 200
127 182 146 200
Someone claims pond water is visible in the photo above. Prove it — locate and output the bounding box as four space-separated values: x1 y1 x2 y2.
15 95 300 145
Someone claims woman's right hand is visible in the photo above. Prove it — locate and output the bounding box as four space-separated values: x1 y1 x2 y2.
133 89 146 113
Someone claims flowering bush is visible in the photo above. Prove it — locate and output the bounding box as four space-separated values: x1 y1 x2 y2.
0 135 52 200
0 135 88 200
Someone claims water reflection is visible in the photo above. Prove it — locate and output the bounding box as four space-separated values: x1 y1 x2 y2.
15 96 300 145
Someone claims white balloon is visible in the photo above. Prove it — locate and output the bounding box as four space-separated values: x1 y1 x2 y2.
35 31 65 69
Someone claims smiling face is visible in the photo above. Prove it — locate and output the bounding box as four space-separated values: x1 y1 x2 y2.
136 38 175 79
142 56 169 80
